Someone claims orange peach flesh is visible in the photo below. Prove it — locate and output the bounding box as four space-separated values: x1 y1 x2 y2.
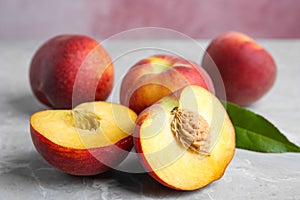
30 101 137 149
135 85 235 190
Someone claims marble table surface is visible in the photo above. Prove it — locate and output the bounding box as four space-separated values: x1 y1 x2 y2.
0 39 299 200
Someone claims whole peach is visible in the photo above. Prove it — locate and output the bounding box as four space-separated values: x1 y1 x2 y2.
202 31 276 106
120 55 214 114
30 34 114 109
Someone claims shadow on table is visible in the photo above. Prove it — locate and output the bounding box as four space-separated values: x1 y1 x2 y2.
103 169 196 198
1 150 203 198
8 94 46 116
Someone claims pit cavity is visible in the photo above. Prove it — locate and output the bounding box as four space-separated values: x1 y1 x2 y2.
72 110 100 132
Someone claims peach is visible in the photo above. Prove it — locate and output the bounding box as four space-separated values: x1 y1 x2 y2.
30 101 137 175
202 31 276 106
134 85 235 190
30 34 114 109
120 55 214 114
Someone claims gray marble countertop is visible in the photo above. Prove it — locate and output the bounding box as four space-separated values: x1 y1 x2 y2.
0 39 299 200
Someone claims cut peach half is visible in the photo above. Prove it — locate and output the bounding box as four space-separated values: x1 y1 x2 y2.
134 85 235 190
30 101 137 175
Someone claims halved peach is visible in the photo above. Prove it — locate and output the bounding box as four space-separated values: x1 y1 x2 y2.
30 101 137 175
134 85 235 190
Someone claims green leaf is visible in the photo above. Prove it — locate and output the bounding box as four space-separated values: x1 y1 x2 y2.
224 101 300 153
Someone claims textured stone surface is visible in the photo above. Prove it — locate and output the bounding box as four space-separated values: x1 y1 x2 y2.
0 40 299 199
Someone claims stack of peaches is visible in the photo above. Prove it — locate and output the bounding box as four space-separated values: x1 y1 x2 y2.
29 32 276 190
